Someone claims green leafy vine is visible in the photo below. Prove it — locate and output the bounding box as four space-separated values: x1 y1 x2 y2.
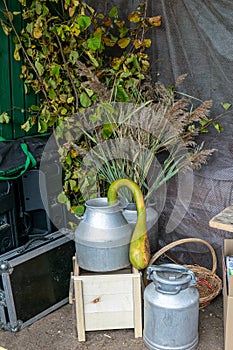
1 0 160 134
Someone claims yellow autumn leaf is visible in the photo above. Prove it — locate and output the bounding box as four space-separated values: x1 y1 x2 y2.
71 206 77 214
21 118 35 132
33 27 42 39
143 39 151 48
14 45 21 61
70 149 79 158
128 12 141 23
112 57 123 70
103 37 116 47
67 96 74 103
115 20 125 28
21 65 27 73
118 37 130 49
69 6 75 18
0 21 11 35
141 59 150 71
86 51 99 67
133 39 142 49
146 16 162 27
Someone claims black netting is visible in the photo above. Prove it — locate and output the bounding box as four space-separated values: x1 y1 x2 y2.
87 0 233 274
145 0 233 276
158 174 233 277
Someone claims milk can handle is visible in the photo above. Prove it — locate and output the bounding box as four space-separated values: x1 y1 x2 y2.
148 264 190 277
147 265 197 294
148 265 197 284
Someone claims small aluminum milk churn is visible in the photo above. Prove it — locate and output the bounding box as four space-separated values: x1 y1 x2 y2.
75 197 132 272
143 264 199 350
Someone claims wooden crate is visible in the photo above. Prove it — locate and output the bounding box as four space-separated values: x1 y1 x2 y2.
69 257 142 341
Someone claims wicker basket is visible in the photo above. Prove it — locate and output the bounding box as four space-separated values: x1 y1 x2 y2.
147 238 222 308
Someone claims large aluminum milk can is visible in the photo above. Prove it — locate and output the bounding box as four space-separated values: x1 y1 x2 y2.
144 264 199 350
75 197 133 272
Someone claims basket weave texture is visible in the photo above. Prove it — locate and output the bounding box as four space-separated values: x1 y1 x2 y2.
148 238 222 308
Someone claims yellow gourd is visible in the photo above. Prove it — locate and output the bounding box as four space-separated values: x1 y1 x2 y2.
107 178 150 270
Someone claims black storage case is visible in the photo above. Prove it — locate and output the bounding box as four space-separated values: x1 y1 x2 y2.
0 181 18 254
0 230 75 332
20 166 67 237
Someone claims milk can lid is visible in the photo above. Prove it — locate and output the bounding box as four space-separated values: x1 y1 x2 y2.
147 263 197 293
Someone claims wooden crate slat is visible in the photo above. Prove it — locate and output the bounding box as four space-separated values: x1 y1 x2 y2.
85 311 134 331
74 274 134 295
83 293 134 313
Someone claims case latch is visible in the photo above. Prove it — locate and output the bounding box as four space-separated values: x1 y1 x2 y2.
0 289 7 307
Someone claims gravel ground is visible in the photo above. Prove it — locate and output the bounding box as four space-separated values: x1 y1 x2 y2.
0 294 224 350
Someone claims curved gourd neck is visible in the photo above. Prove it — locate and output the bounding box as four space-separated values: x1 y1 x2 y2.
107 178 146 219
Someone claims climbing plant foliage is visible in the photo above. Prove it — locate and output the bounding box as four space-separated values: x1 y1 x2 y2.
1 0 161 135
1 1 223 217
1 0 163 215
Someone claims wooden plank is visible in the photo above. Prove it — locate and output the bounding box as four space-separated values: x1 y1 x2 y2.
78 265 132 276
72 256 77 274
69 273 74 304
133 275 142 338
209 205 233 233
74 274 134 295
85 311 134 331
74 279 86 342
84 293 133 313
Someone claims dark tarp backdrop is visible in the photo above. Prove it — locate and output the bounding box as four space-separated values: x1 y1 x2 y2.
147 0 233 276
